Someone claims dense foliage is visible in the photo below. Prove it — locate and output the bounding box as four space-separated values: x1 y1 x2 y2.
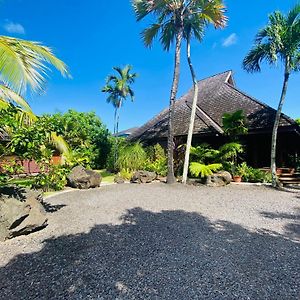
144 144 167 176
44 110 111 169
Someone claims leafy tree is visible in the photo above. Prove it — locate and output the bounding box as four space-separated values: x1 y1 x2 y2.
182 0 227 184
243 4 300 187
46 110 111 169
102 65 137 135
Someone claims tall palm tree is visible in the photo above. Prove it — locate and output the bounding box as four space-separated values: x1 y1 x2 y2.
182 0 227 184
243 4 300 187
133 0 185 184
102 65 137 136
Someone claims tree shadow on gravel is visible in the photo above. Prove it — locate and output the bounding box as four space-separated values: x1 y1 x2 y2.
261 208 300 241
1 208 299 300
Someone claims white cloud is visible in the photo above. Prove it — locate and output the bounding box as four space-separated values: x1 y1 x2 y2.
222 33 237 47
4 21 25 34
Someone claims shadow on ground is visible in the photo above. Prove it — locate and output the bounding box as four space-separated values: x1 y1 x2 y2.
261 207 300 241
1 208 299 299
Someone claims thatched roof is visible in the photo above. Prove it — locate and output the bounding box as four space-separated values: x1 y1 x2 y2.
129 71 299 142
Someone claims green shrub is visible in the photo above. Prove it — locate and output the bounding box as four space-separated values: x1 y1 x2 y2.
116 142 147 171
33 165 69 192
144 144 167 176
236 163 271 183
119 169 133 180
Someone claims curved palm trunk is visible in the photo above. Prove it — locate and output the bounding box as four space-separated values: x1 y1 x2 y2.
271 70 290 187
167 27 183 184
182 34 199 184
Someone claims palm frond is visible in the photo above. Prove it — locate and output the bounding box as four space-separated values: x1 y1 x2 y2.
0 36 69 94
189 162 222 178
243 43 276 73
142 23 162 48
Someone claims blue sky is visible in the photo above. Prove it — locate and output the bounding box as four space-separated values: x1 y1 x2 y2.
0 0 299 132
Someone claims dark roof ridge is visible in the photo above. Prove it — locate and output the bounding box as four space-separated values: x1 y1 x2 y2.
224 82 296 126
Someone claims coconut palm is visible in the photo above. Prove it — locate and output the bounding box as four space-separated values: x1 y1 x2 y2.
102 65 137 135
243 4 300 187
182 0 227 184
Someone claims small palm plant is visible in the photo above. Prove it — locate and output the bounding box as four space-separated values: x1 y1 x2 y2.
243 4 300 187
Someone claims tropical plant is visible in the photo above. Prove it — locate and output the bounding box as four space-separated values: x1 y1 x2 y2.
219 142 245 165
236 162 272 183
189 162 222 178
116 142 147 171
181 0 227 184
102 65 137 135
243 4 300 187
296 118 300 126
190 143 220 164
222 110 248 138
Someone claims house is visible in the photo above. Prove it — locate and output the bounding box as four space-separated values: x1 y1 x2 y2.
113 127 139 138
129 71 300 168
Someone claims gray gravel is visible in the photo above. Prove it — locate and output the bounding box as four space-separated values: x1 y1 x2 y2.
0 183 299 299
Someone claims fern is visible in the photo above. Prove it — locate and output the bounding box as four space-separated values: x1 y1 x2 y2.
189 162 222 178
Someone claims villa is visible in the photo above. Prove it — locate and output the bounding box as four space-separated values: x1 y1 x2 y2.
129 71 300 168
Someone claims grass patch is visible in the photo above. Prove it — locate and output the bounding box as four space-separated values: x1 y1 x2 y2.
96 169 115 183
9 177 35 187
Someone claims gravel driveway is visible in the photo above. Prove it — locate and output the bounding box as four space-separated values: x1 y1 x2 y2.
0 183 299 299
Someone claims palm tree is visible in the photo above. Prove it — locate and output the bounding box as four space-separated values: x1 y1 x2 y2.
0 36 68 116
133 0 185 184
102 65 137 135
182 0 227 184
243 4 300 187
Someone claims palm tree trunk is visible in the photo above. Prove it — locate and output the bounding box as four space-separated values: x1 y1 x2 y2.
167 26 183 184
182 34 198 184
113 108 117 135
271 69 290 187
114 99 122 170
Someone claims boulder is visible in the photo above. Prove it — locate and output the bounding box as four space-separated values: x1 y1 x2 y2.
156 175 167 183
131 170 157 184
0 188 47 241
114 175 125 184
67 166 102 189
205 171 232 187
